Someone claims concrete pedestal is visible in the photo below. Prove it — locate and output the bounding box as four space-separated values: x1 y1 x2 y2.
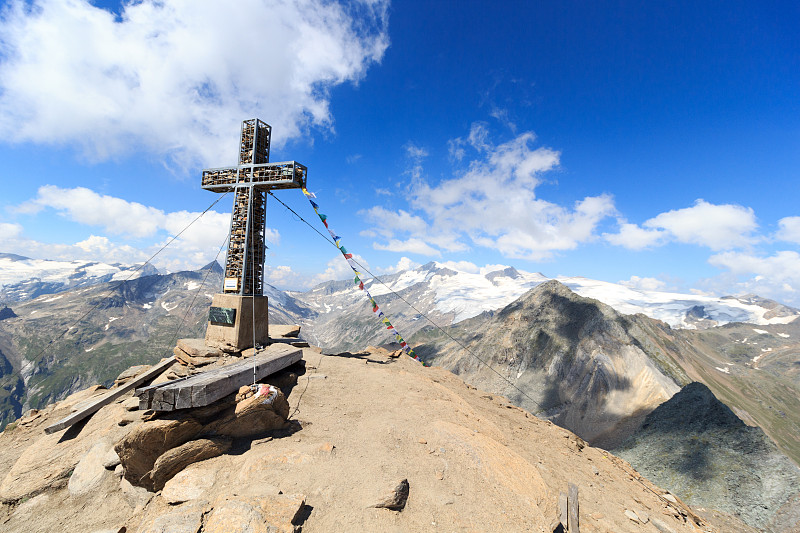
205 294 269 352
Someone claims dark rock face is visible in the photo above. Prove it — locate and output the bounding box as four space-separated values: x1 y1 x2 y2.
0 307 16 321
613 382 800 531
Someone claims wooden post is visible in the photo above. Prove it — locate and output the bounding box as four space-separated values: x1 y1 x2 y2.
568 483 580 533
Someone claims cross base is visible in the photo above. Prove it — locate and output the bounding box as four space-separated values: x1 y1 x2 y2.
205 294 269 352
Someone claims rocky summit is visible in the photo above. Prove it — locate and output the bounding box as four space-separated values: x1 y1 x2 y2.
413 280 691 448
0 345 732 533
613 382 800 532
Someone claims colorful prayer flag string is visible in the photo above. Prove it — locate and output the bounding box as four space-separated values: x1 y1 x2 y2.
301 187 425 365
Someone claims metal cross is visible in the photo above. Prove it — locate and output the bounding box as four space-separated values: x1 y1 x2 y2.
201 119 307 296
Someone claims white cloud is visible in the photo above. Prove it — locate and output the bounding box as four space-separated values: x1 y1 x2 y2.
707 250 800 305
367 128 615 261
604 221 664 249
20 185 165 238
605 200 758 251
374 256 421 275
373 238 441 256
776 216 800 244
619 275 667 291
309 253 369 285
14 185 281 272
0 0 388 168
2 234 148 265
644 200 757 250
362 207 428 238
0 222 23 241
437 260 480 274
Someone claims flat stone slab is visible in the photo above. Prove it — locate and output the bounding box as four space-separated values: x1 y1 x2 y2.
270 325 301 338
177 338 225 358
136 344 302 412
269 337 310 348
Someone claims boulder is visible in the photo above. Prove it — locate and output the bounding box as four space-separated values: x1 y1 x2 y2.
137 500 206 533
162 466 216 504
68 440 114 496
205 385 289 439
114 365 151 387
150 437 232 491
121 397 140 411
114 417 203 490
1 394 129 501
203 494 306 533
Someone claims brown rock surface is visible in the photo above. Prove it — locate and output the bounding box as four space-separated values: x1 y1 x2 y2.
270 324 301 338
150 437 232 491
176 338 224 358
0 345 754 532
114 417 203 490
203 495 305 533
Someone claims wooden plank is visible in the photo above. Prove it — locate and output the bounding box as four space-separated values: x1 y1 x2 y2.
568 483 580 533
137 344 301 411
558 492 568 531
44 357 176 434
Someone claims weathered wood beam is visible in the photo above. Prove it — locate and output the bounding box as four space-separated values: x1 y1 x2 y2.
44 356 176 434
568 483 580 533
136 344 302 412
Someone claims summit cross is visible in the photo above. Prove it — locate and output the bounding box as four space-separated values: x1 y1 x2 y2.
201 119 307 296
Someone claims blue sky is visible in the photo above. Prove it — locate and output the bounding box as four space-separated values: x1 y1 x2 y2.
0 0 799 305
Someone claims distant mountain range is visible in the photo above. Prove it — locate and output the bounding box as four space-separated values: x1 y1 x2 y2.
0 253 159 303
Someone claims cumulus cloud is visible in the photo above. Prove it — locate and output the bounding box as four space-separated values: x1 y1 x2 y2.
367 127 615 261
619 275 667 291
645 200 757 250
604 222 665 250
308 253 369 286
605 200 757 251
707 250 800 305
2 234 148 265
0 222 23 241
776 216 800 244
373 237 441 256
374 256 421 275
13 185 280 271
0 0 388 169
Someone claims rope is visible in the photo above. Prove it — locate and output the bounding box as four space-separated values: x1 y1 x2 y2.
162 232 230 358
29 193 229 365
252 191 261 386
268 190 547 413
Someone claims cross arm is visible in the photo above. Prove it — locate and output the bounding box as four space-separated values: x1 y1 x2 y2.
201 161 308 192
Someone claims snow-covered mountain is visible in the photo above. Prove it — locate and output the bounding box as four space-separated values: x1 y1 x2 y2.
0 253 159 303
293 261 799 351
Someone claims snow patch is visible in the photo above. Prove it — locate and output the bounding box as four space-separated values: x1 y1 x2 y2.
752 328 769 335
42 294 63 303
143 303 152 309
185 281 201 291
778 333 790 338
161 301 178 312
715 366 730 374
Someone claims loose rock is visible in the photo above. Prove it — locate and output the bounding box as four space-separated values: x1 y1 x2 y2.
372 479 410 511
